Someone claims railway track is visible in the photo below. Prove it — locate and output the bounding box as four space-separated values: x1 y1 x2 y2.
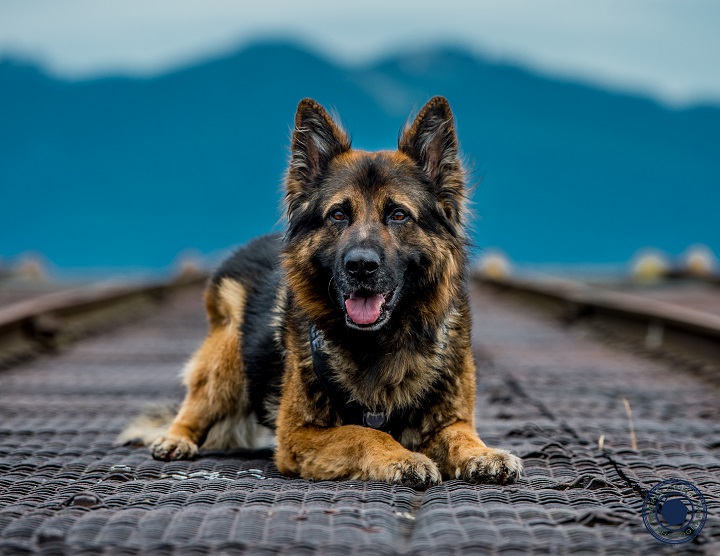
475 273 720 387
0 273 206 369
0 274 718 554
664 269 720 287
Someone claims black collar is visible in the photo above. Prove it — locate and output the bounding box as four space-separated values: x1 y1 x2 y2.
309 325 406 436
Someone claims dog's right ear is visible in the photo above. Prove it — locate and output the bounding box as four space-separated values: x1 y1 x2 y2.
288 99 350 188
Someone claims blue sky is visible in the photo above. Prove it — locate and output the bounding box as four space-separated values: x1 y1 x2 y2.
1 0 718 106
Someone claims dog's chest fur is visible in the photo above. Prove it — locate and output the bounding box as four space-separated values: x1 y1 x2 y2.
255 284 470 450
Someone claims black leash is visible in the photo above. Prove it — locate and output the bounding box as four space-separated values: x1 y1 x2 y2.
309 325 406 435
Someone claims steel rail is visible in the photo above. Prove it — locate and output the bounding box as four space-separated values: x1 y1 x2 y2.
663 269 720 285
474 273 720 375
0 273 207 367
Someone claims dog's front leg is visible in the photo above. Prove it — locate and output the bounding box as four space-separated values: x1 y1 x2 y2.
421 421 523 484
276 424 442 488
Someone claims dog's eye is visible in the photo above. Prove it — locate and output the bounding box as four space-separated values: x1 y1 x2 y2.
390 209 408 222
330 209 346 222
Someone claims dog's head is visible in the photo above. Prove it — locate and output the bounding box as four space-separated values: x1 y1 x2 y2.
282 97 467 332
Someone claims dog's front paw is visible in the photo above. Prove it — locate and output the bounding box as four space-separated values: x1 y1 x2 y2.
150 435 198 461
383 452 442 489
458 448 522 485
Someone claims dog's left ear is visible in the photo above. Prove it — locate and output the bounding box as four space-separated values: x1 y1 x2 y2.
289 98 351 187
399 96 465 222
285 99 351 223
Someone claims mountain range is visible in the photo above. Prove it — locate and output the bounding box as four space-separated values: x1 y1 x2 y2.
1 41 718 271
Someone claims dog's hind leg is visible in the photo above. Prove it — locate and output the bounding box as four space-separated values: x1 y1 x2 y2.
151 278 248 461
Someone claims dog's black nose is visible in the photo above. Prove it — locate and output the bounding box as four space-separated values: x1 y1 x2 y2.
344 248 380 277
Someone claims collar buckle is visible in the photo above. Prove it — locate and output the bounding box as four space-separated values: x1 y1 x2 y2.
363 411 387 429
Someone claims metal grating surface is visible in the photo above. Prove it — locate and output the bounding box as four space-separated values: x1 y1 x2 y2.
0 285 718 554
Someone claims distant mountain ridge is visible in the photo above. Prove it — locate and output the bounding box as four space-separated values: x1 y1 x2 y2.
1 41 718 270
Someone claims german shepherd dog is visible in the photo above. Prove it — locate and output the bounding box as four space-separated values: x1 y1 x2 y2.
123 97 522 488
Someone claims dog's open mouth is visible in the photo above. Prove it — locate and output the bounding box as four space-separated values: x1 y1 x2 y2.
343 288 397 329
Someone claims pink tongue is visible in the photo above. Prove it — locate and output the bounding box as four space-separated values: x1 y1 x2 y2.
345 292 384 325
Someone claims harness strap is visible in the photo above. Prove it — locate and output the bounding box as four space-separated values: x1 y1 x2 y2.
309 325 405 435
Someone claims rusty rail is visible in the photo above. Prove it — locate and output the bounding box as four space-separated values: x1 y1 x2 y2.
0 273 207 368
663 269 720 286
474 273 720 380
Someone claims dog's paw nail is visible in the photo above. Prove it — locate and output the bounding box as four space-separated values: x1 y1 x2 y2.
150 436 198 461
389 453 442 489
462 449 523 485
